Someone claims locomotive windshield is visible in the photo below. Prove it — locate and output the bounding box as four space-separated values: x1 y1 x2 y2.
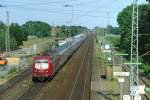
34 60 49 70
35 60 48 63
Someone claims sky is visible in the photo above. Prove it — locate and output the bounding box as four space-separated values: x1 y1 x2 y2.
0 0 147 28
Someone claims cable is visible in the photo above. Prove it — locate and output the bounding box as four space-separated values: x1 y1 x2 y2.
2 0 68 8
1 0 120 25
74 0 118 21
5 5 112 18
4 0 67 5
3 1 120 16
74 0 100 6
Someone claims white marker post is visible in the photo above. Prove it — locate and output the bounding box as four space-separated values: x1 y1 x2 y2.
118 77 125 100
114 53 128 100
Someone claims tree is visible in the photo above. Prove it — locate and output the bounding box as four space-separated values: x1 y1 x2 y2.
117 4 150 63
146 0 150 3
106 25 120 35
117 5 132 53
10 23 24 46
0 24 19 51
21 21 51 38
0 31 6 51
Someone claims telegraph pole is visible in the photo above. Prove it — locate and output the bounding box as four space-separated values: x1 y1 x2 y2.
64 4 74 37
0 0 2 7
7 11 10 52
51 23 56 48
107 12 110 35
6 11 10 54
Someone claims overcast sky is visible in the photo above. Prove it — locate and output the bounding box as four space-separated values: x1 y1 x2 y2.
0 0 147 28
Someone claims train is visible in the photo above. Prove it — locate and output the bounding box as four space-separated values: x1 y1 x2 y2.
32 33 85 82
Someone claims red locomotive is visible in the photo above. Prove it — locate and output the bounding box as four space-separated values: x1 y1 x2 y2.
32 34 85 82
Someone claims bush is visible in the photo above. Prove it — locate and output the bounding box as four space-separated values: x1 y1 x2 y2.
8 67 17 75
141 64 150 79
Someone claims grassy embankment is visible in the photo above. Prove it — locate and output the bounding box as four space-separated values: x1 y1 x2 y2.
95 39 120 99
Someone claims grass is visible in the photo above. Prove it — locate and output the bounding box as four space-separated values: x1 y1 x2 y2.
20 36 52 53
105 35 120 47
20 37 52 48
7 67 17 79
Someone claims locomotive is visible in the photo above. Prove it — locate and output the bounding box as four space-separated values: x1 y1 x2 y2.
32 34 85 82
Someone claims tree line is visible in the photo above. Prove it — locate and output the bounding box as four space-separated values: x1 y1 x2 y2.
94 25 120 36
0 21 87 52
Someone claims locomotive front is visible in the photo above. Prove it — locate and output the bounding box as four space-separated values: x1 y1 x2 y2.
32 56 53 81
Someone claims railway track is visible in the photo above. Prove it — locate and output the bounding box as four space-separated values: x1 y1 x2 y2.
17 82 48 100
10 34 94 100
68 34 93 100
0 67 32 99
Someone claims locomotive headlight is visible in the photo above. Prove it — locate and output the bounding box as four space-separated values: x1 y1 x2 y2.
35 63 48 70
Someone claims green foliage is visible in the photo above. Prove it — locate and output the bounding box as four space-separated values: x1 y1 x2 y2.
8 67 17 75
106 25 120 35
0 21 5 29
0 31 6 51
105 35 120 47
10 37 19 50
21 21 51 38
10 23 25 46
94 27 106 36
117 4 150 63
138 5 150 64
117 4 150 77
117 5 132 53
146 0 150 3
0 22 19 51
95 26 120 37
60 25 87 38
141 64 150 78
0 20 88 52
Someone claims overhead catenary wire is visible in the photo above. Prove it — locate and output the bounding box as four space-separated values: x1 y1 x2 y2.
3 0 103 7
73 0 119 21
3 0 67 5
2 0 125 15
1 2 117 19
2 0 100 7
0 0 127 27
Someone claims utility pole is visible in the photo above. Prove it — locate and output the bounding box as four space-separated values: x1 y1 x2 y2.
70 5 74 37
51 23 56 48
0 0 2 7
64 4 74 37
107 12 110 35
130 0 139 99
6 11 10 55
